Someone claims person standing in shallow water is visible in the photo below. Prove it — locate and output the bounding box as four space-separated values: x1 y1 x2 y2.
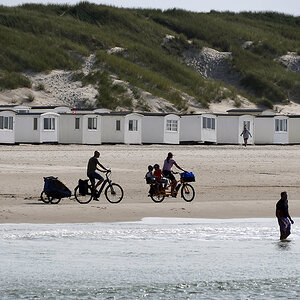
276 191 294 240
240 126 252 147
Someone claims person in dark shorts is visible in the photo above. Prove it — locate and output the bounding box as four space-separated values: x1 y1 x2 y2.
240 126 252 147
87 151 109 191
276 191 294 240
162 152 186 197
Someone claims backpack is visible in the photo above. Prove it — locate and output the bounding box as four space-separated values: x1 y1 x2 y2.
78 179 89 196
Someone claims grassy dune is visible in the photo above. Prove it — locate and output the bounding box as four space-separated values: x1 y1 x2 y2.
0 2 299 109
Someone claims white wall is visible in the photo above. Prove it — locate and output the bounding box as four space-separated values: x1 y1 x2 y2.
180 115 201 142
124 114 142 144
201 114 217 143
163 114 180 144
289 118 300 144
0 111 15 144
142 116 164 143
101 116 125 143
59 115 83 144
15 115 40 143
254 117 274 144
82 114 102 144
217 116 239 144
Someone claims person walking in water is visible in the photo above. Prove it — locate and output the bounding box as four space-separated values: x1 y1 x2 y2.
276 191 294 240
87 151 109 192
162 152 186 197
240 126 252 147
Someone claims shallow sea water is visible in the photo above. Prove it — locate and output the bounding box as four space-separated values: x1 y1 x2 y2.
0 218 299 299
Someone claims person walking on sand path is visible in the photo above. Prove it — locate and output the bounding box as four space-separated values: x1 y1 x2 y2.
276 191 294 240
162 152 186 197
240 126 252 147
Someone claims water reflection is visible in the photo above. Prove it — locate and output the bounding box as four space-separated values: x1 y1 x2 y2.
276 239 292 251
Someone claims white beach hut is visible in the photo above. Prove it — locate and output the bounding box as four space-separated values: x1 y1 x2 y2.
59 113 102 144
254 115 289 144
180 114 201 143
253 115 274 144
180 113 217 143
288 115 300 144
142 113 180 144
101 112 143 144
15 112 60 143
15 113 41 143
0 110 16 144
217 114 254 144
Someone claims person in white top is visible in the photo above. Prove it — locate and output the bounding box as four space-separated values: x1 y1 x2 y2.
162 152 186 197
240 126 252 147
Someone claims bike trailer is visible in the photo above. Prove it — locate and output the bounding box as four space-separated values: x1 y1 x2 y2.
180 172 195 182
78 179 89 196
43 176 71 199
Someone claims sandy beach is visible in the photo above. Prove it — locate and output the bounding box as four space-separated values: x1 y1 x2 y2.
0 143 300 223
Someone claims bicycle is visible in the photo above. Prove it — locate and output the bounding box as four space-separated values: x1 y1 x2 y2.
74 170 124 204
149 172 195 203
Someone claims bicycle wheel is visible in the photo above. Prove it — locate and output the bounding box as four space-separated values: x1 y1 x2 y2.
181 183 195 202
49 196 61 204
150 194 165 203
74 185 93 204
40 191 50 204
105 183 123 203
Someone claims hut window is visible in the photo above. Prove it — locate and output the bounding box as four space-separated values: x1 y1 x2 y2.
275 119 287 132
0 116 13 130
212 118 215 129
129 120 138 131
44 118 55 130
33 118 38 130
88 117 97 130
8 117 13 130
75 118 80 130
243 121 250 130
203 117 207 129
203 117 215 130
116 120 121 131
166 120 178 132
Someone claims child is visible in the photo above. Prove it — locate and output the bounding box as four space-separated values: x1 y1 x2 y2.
145 165 155 196
145 165 155 184
153 164 168 191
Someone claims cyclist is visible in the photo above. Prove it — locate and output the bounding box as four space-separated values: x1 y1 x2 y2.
87 151 109 193
162 152 186 197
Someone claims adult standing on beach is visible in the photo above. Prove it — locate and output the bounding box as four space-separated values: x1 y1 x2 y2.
276 191 294 240
87 151 109 190
240 126 252 147
162 152 186 197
